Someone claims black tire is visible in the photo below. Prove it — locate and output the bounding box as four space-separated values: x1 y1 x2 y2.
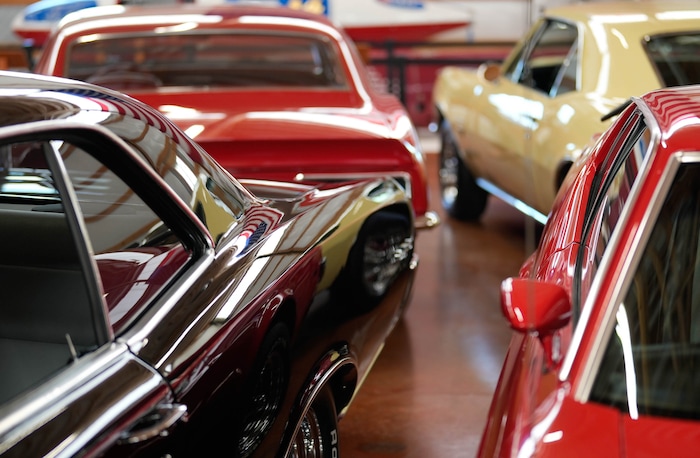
236 323 291 458
439 120 488 221
286 385 339 458
337 212 413 310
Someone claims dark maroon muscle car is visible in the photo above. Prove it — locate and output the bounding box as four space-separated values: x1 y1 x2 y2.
0 71 417 458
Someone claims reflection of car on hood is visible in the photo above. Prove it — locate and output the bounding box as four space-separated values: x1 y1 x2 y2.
433 0 700 224
34 3 438 230
0 70 417 458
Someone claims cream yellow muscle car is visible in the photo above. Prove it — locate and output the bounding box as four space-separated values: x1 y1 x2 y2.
432 1 700 223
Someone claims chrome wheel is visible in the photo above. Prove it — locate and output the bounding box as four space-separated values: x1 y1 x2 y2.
285 386 338 458
288 407 323 458
332 211 413 312
362 229 413 297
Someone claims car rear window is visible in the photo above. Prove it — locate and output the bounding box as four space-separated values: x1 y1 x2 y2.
65 32 348 90
645 32 700 87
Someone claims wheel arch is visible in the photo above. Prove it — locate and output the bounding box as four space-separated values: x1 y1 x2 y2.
264 295 297 339
432 104 450 137
280 344 358 454
379 202 414 228
437 116 460 156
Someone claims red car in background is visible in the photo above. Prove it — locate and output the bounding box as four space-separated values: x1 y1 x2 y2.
480 85 700 457
35 3 438 229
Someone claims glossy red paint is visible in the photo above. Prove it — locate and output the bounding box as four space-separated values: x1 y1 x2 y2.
343 21 468 43
500 278 571 335
35 4 436 227
479 85 700 457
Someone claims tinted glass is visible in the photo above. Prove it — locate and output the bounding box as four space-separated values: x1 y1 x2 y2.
103 112 244 245
592 161 700 420
66 32 348 90
60 143 192 333
645 33 700 87
0 140 97 405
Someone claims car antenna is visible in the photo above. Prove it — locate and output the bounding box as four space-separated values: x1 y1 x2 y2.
601 98 632 121
65 333 79 362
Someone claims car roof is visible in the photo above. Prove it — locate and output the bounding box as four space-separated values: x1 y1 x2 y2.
0 70 205 161
547 0 700 22
535 1 700 100
639 84 700 155
0 70 129 124
55 3 339 33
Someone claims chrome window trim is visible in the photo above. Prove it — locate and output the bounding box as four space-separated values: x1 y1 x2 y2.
0 119 213 244
119 250 215 358
559 100 657 386
574 150 700 403
0 343 161 454
0 119 218 358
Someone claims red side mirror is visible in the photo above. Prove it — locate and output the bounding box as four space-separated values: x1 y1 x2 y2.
500 277 571 335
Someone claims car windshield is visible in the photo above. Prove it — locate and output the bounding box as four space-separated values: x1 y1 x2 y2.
65 32 348 91
645 32 700 87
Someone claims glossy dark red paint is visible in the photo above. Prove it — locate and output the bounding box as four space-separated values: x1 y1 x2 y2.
0 70 417 458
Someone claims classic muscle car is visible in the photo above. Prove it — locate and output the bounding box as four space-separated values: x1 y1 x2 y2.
433 1 700 224
0 70 417 458
34 3 438 229
479 83 700 457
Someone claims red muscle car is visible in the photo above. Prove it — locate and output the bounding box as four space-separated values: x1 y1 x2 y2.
480 84 700 457
34 3 438 229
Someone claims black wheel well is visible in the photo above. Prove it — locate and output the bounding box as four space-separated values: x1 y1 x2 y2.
270 297 296 338
381 203 413 226
434 105 446 125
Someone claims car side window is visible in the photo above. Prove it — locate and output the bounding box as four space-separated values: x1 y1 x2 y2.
506 19 578 96
591 160 700 421
644 32 700 87
0 136 193 345
58 141 193 333
0 140 106 406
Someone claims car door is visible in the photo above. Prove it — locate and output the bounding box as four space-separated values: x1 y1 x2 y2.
507 18 579 216
466 18 578 218
0 127 192 457
557 108 700 455
587 154 700 456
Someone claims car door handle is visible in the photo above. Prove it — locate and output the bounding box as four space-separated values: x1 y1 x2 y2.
119 403 188 444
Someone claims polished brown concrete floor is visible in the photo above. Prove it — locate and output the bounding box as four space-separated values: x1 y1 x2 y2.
338 147 541 457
